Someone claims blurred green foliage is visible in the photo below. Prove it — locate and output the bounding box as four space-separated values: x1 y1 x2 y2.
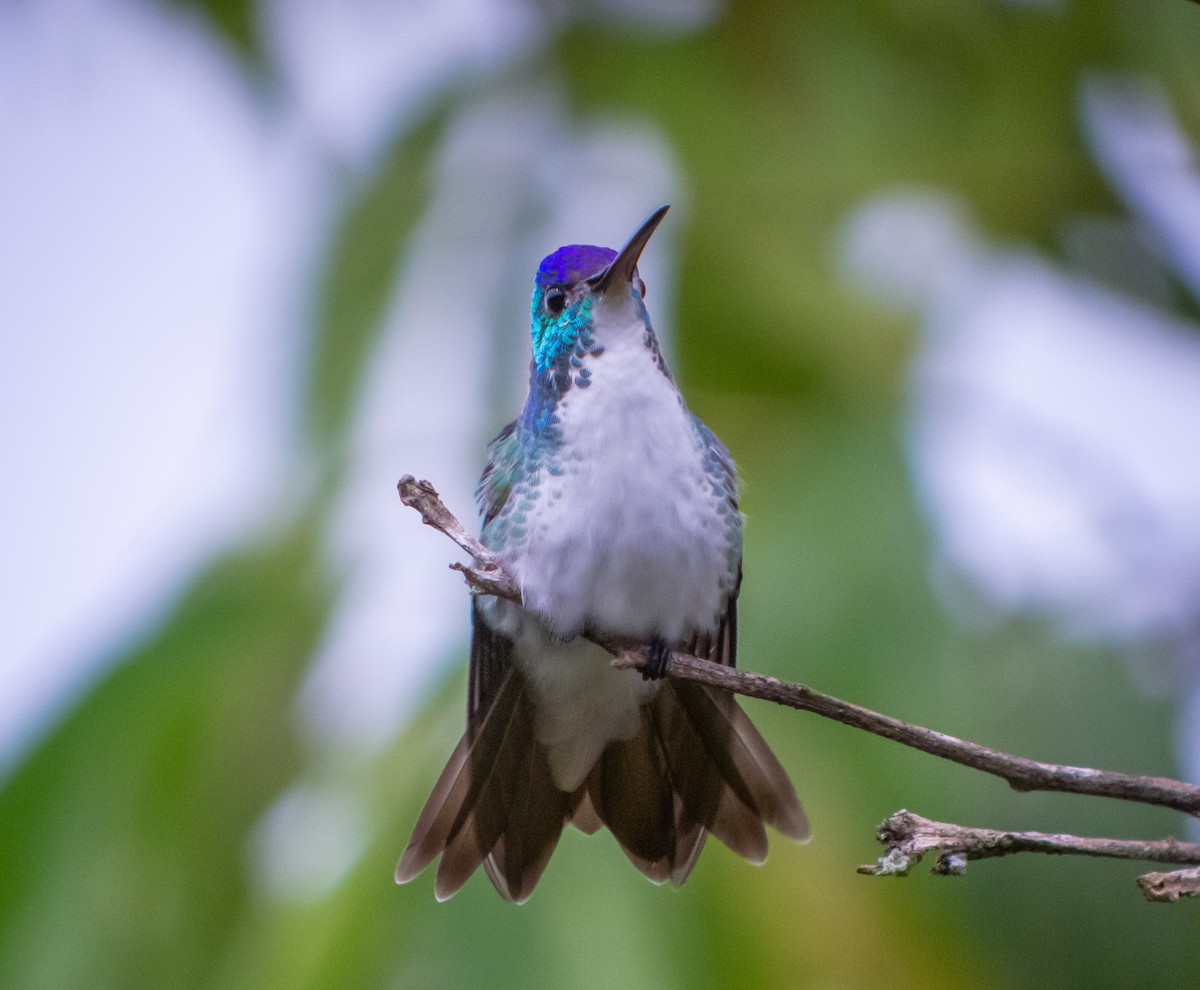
4 2 1200 988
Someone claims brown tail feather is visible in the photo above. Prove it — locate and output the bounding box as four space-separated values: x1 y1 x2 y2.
583 680 805 887
665 793 710 887
651 682 770 867
394 731 473 885
428 669 526 898
396 667 570 903
568 789 604 835
482 727 570 903
586 708 678 883
671 680 809 842
398 670 805 901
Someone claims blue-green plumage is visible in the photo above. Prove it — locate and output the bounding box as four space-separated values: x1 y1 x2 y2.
397 206 807 903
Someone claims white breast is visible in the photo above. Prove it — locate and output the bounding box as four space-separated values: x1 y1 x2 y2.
481 296 741 790
507 314 734 643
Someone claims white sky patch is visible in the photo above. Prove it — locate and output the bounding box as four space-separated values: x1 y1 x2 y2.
591 0 721 34
843 189 1200 643
259 0 543 170
0 0 317 770
248 780 369 903
913 253 1200 638
1080 75 1200 307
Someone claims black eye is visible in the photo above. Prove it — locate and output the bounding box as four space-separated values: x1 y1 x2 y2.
544 288 567 316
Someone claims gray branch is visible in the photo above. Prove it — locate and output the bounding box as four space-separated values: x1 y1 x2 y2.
1137 865 1200 902
859 810 1200 901
397 475 1200 900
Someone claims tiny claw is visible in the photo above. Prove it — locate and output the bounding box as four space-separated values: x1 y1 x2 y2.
641 638 671 680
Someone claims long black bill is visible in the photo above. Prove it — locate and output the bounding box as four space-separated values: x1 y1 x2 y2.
589 204 670 293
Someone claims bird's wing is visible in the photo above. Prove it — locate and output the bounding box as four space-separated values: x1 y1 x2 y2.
475 420 522 529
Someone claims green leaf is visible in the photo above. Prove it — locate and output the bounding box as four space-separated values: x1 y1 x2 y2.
0 520 329 990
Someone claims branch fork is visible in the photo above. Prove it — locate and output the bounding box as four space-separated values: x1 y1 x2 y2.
857 811 1200 896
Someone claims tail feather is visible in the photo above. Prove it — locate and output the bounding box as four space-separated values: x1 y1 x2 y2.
483 727 570 903
582 680 804 888
568 789 604 835
396 667 570 903
586 708 677 883
394 732 471 885
665 793 709 887
707 789 770 865
652 682 771 867
431 669 526 899
672 680 810 842
397 666 806 901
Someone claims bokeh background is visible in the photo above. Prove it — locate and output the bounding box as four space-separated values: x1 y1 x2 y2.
4 0 1200 987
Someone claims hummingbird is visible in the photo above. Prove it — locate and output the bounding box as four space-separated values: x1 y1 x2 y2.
396 205 808 902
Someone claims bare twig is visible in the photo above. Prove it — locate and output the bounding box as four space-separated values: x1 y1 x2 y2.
1137 866 1200 902
398 476 517 600
397 474 1200 896
858 809 1200 878
615 649 1200 819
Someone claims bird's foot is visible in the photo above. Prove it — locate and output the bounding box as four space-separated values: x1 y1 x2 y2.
641 638 671 681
